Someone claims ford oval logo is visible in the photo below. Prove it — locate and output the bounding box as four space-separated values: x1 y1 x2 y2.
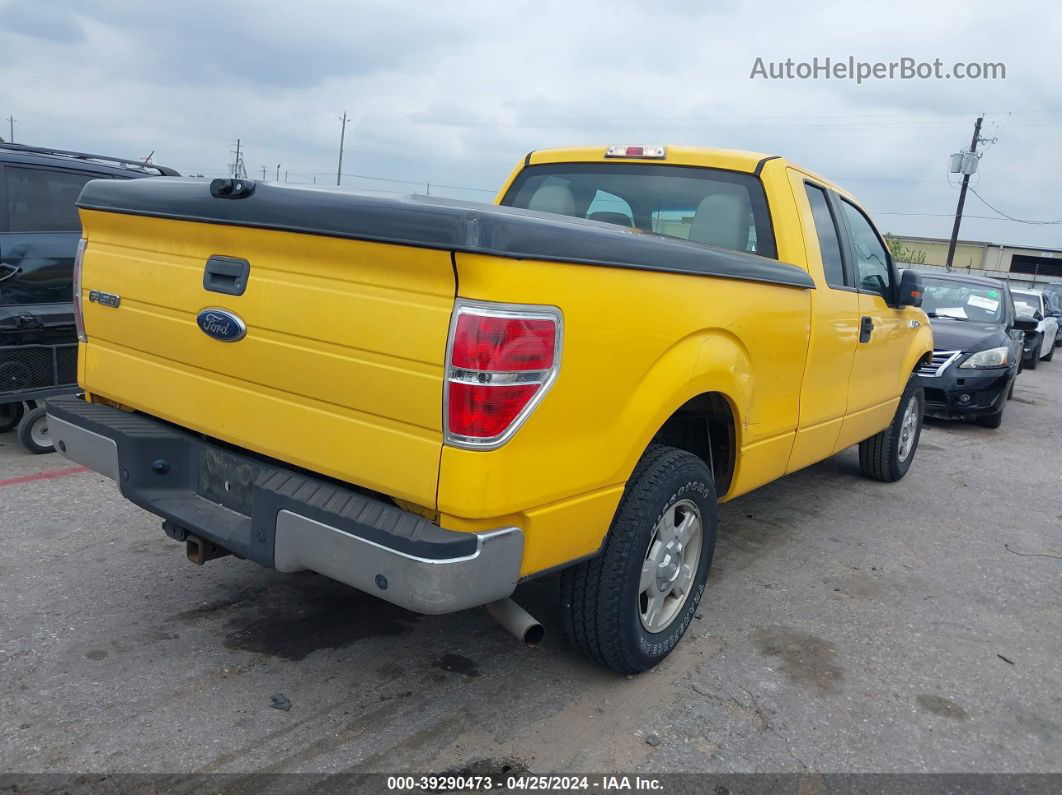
196 308 246 342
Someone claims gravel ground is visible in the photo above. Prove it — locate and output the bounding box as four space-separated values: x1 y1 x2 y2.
1 362 1059 780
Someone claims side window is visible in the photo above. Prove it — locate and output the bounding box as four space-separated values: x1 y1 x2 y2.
840 200 892 300
6 167 97 233
804 184 847 288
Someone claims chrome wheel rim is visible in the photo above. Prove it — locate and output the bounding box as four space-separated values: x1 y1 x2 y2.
30 415 50 449
639 499 702 633
897 396 919 462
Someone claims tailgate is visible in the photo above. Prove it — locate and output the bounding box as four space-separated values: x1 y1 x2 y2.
77 208 454 508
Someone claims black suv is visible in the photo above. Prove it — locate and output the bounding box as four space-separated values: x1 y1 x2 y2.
0 143 178 450
914 270 1037 429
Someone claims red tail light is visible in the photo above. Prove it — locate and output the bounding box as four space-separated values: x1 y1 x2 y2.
73 237 87 342
445 301 562 449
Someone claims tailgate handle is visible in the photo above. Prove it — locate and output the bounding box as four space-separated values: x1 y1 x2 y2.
203 255 250 296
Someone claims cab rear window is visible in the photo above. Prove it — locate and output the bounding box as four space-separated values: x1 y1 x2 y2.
501 163 777 259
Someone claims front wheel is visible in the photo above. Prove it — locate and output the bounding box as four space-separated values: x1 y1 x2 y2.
858 380 923 482
17 406 55 454
0 402 25 433
975 407 1005 429
1025 337 1040 370
561 445 717 674
1042 342 1054 362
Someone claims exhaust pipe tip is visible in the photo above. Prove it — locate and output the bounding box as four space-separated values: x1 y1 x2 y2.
485 598 543 647
522 622 545 647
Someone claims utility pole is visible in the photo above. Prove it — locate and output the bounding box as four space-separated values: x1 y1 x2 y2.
260 165 268 180
232 138 242 178
337 111 348 186
945 116 985 269
6 116 14 143
276 164 281 181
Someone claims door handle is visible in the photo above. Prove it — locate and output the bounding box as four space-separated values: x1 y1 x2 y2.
859 315 874 343
203 255 250 296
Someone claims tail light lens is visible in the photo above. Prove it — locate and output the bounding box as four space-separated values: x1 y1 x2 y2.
445 301 562 449
73 237 87 342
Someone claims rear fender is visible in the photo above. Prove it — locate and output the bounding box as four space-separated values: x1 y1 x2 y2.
614 330 748 489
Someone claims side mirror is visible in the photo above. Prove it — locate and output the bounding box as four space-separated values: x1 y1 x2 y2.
898 269 923 307
1013 315 1039 332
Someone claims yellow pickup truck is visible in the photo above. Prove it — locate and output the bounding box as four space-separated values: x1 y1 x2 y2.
48 145 931 673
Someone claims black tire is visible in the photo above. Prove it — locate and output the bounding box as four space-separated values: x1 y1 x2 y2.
1007 378 1015 400
975 404 1005 429
0 401 24 433
560 445 717 674
17 406 55 454
1042 342 1054 362
858 379 923 482
1025 337 1039 370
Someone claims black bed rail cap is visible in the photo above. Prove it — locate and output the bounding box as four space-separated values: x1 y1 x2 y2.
77 178 816 290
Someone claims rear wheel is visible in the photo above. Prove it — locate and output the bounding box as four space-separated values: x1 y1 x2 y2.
561 445 717 674
858 379 923 482
17 406 55 454
0 402 24 433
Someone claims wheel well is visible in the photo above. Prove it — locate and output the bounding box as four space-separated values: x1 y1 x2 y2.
650 392 735 495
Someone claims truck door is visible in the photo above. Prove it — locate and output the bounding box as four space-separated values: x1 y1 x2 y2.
785 176 860 473
835 197 910 448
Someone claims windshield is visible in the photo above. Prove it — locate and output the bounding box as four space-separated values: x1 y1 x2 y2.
920 277 1005 323
1012 291 1041 318
500 163 777 258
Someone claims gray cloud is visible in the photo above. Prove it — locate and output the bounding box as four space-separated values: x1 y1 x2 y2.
0 0 84 43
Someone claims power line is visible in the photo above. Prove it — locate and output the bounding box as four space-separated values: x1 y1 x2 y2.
874 211 1057 221
159 162 1057 233
968 187 1062 225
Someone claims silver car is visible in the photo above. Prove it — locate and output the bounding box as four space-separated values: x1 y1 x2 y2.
1012 288 1059 368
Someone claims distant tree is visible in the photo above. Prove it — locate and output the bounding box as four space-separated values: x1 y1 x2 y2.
885 234 927 265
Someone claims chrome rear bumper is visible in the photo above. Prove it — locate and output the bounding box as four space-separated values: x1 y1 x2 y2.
46 395 523 614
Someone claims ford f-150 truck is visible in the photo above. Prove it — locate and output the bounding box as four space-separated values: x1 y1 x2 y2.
48 145 931 673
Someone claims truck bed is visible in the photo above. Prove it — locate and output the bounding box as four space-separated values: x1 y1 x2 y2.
75 178 815 513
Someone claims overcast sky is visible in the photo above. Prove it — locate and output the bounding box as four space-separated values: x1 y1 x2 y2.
1 0 1060 247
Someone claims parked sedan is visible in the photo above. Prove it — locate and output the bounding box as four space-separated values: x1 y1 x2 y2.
916 271 1036 428
1043 290 1062 346
1012 288 1059 368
